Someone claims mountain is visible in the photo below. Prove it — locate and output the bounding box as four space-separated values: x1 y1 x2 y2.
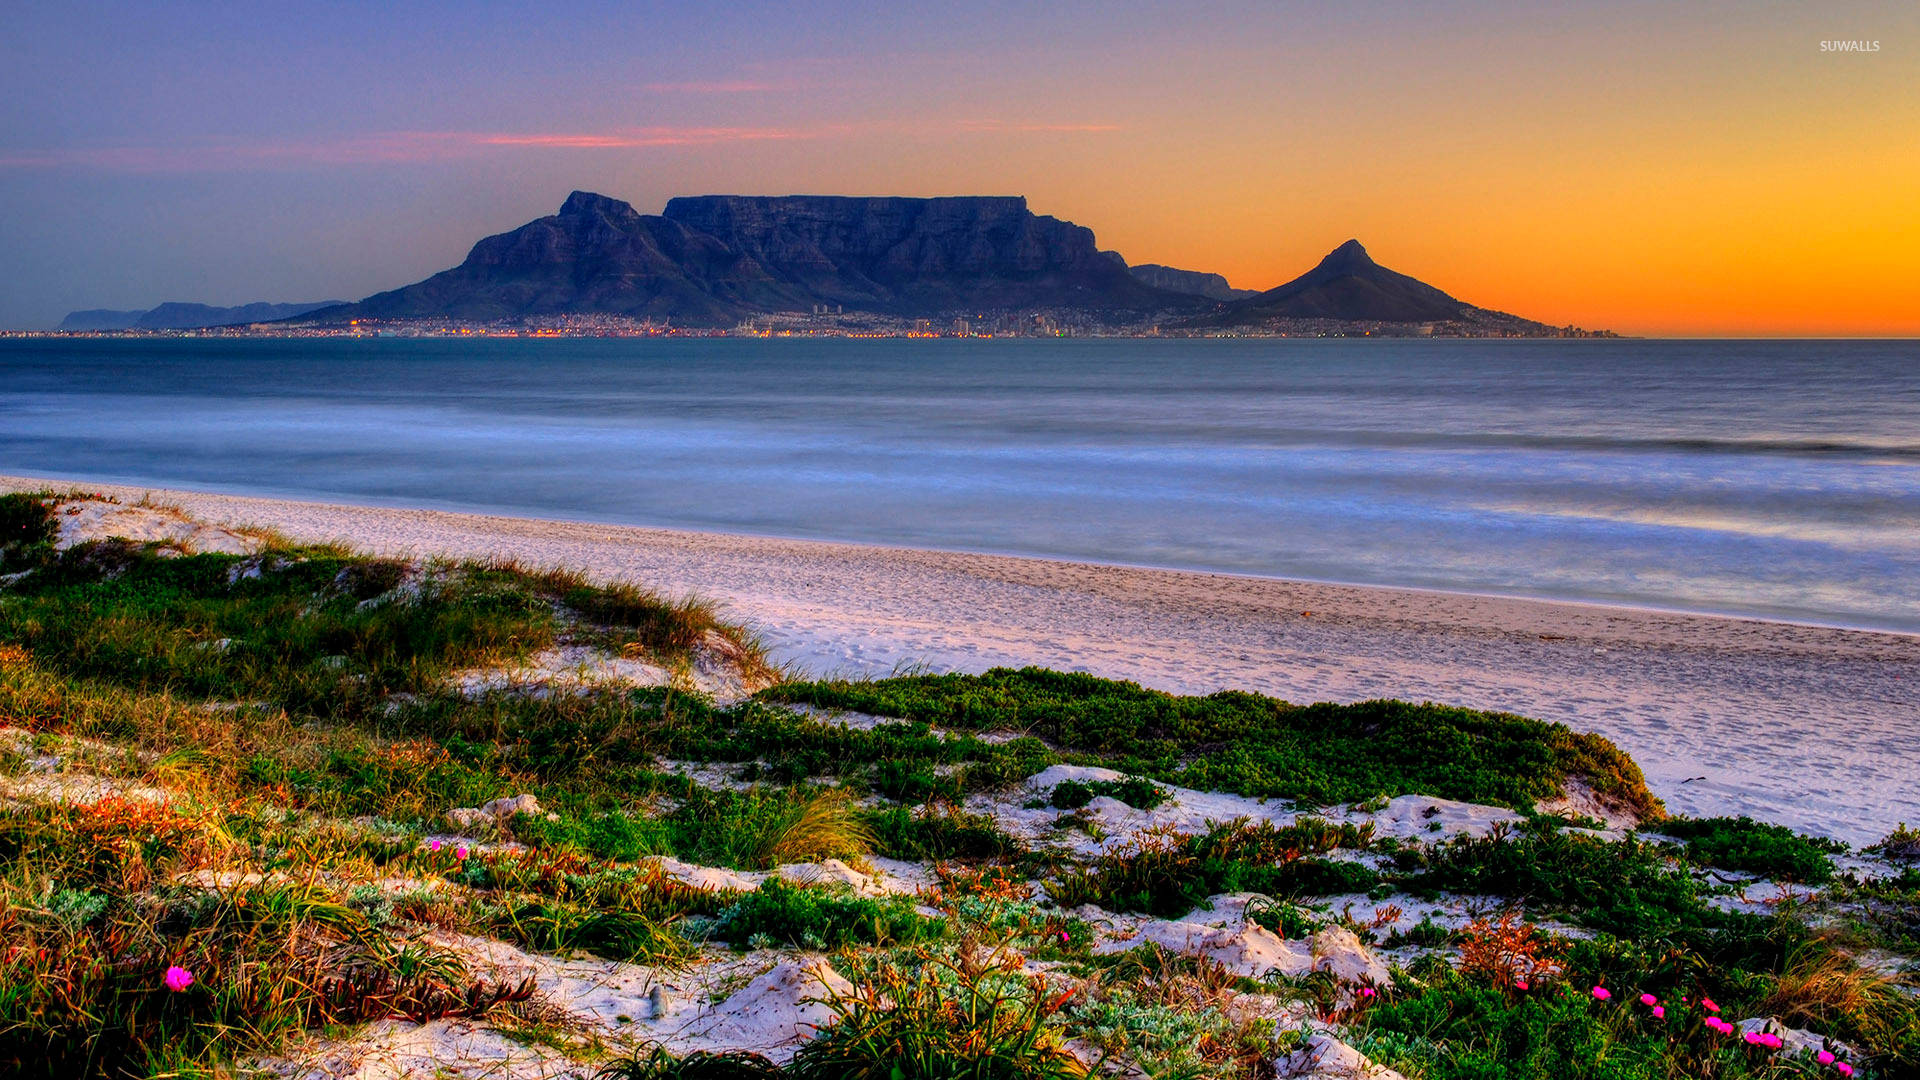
1198 240 1581 334
1128 263 1256 301
57 309 147 331
59 300 346 331
311 191 1200 324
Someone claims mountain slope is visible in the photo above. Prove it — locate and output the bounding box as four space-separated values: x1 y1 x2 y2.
1128 263 1256 301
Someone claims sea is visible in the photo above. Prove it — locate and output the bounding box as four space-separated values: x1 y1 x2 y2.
4 336 1918 634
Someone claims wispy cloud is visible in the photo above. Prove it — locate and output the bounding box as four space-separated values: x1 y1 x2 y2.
0 117 1119 172
955 119 1122 133
0 126 828 171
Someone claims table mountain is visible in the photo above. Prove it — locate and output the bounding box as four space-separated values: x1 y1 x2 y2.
315 191 1199 324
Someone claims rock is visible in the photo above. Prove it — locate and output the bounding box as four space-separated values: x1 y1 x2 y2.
1310 926 1392 986
1274 1033 1409 1080
670 958 854 1064
445 793 551 834
1734 1017 1857 1060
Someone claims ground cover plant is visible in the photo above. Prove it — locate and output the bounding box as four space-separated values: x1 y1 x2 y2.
1657 815 1847 884
764 668 1661 818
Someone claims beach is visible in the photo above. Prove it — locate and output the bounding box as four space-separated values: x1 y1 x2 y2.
4 473 1916 846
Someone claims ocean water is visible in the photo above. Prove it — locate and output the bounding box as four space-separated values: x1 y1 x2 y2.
4 336 1918 633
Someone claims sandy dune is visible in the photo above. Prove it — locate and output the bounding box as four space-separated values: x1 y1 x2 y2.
4 474 1915 845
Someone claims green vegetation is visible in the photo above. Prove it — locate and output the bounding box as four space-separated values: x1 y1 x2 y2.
785 947 1087 1079
1657 815 1846 884
1048 776 1167 811
766 668 1662 818
712 878 943 950
1049 818 1377 916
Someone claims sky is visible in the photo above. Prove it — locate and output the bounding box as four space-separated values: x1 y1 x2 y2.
2 1 1915 335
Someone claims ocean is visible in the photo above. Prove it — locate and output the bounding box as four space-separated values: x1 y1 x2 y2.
4 336 1917 633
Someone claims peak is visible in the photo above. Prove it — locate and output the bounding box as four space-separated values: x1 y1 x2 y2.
1320 239 1373 267
559 191 637 218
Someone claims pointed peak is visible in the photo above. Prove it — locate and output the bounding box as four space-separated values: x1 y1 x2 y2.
1318 239 1374 270
559 190 638 218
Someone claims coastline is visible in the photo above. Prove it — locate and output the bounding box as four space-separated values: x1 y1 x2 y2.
4 472 1916 845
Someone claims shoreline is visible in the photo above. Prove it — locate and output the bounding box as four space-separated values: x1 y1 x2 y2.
4 471 1917 845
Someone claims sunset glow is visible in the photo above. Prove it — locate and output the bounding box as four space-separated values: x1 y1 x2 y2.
2 1 1914 334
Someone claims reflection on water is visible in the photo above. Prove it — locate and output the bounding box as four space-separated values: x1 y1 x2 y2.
3 336 1917 631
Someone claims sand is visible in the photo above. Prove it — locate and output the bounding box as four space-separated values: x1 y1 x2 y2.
4 474 1915 846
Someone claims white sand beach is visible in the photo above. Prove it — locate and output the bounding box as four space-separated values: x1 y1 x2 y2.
5 474 1915 846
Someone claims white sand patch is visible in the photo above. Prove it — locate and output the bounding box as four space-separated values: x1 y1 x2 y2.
1275 1033 1410 1080
972 764 1528 859
262 1018 592 1080
666 957 854 1064
1095 918 1313 978
47 497 262 555
446 639 756 704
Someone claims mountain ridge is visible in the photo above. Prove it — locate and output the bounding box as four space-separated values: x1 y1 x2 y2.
284 192 1602 335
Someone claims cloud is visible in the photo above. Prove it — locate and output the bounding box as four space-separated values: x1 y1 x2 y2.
0 118 1117 172
955 119 1122 133
0 126 829 171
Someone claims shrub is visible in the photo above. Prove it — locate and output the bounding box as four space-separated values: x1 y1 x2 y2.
712 879 943 950
787 946 1085 1079
867 805 1017 861
1048 818 1374 916
1657 815 1843 884
765 669 1659 818
1048 777 1167 811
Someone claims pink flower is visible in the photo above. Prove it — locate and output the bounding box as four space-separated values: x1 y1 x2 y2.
1359 987 1377 998
1514 980 1529 991
1651 1006 1664 1019
1639 993 1657 1006
429 839 442 853
1744 1032 1762 1045
1837 1064 1854 1077
1818 1051 1835 1065
456 845 468 860
1702 997 1720 1013
163 965 194 992
1058 930 1069 945
1591 986 1611 1000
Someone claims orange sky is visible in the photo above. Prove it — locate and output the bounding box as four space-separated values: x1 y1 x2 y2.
4 1 1915 334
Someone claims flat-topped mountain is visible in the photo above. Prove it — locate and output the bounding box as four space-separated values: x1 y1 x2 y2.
59 300 345 331
316 191 1196 324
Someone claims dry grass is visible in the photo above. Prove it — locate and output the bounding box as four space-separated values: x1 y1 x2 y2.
762 787 875 868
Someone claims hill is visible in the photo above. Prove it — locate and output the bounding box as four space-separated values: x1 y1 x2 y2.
58 300 346 331
1195 240 1605 336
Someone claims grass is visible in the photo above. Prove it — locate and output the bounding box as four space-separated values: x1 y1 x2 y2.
764 668 1662 819
711 878 943 950
786 944 1087 1080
